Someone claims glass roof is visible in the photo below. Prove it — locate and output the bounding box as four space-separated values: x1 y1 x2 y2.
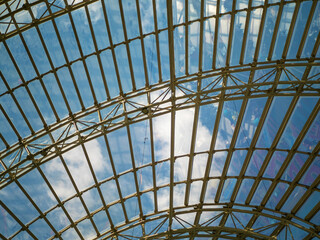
0 0 319 239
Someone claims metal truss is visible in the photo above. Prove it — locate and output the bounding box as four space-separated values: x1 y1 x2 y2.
0 0 320 239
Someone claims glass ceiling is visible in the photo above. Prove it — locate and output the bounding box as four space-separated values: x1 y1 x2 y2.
0 0 319 239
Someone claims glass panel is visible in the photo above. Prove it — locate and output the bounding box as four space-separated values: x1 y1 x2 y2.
0 205 20 237
41 157 77 200
175 108 194 156
266 182 288 209
141 191 154 215
281 153 308 182
227 150 247 176
0 94 30 137
93 211 110 233
220 178 237 202
88 1 110 50
55 14 81 61
287 1 312 58
299 111 320 152
215 100 242 150
104 0 124 44
263 151 287 178
129 39 146 89
157 187 169 211
108 127 132 173
156 160 170 186
250 180 272 205
216 14 231 68
202 18 215 71
297 191 320 219
210 151 228 176
19 169 57 212
29 219 52 239
57 67 82 113
258 5 278 61
39 21 65 68
22 28 50 75
153 113 171 162
61 228 79 239
64 197 87 222
28 80 57 125
72 8 95 56
118 172 136 197
159 30 170 81
174 26 185 77
82 188 103 213
77 219 96 239
277 97 319 150
46 207 70 232
174 156 188 182
236 98 267 148
301 1 320 58
230 11 246 66
139 1 154 33
172 0 185 25
156 0 168 29
189 181 202 205
124 196 139 221
257 97 292 148
85 55 108 103
235 178 254 204
14 87 43 132
299 156 320 186
272 3 295 60
189 21 200 74
192 154 208 179
244 8 263 63
145 34 159 85
205 0 217 16
6 35 36 81
281 186 306 213
101 180 119 205
0 183 38 224
42 73 69 119
195 103 218 152
220 0 232 13
204 179 219 203
71 61 94 108
115 44 132 93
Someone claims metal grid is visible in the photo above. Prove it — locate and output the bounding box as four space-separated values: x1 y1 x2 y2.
0 0 319 239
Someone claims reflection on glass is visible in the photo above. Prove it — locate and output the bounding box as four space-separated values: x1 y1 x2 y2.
216 14 230 68
266 182 288 209
230 11 246 65
264 151 287 178
235 179 254 203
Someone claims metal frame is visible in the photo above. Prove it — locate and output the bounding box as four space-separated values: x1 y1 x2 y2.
0 0 320 239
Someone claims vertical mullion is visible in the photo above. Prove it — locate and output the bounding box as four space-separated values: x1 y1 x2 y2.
135 0 150 88
198 0 205 71
225 0 237 66
2 41 35 134
281 1 300 59
185 0 189 75
118 0 136 91
245 95 299 205
267 0 284 61
296 0 318 58
152 0 163 83
45 2 85 112
102 131 129 223
123 104 144 219
27 3 72 118
101 0 124 95
239 0 253 65
58 153 100 237
85 5 111 100
212 0 220 69
36 164 84 239
253 0 269 62
63 0 96 108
